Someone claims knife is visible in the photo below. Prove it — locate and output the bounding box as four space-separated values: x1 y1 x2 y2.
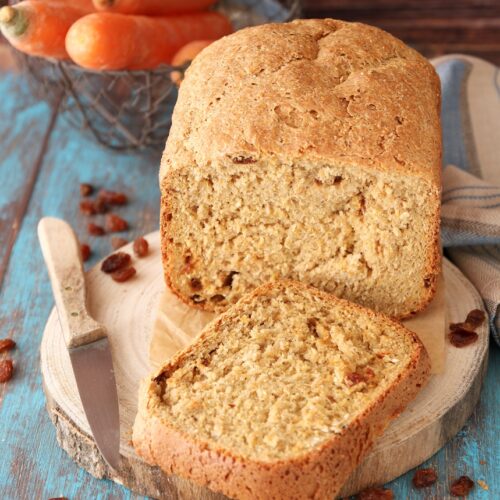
38 217 121 471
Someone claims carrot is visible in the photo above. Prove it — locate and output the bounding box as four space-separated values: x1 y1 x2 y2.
65 12 232 70
0 1 92 59
92 0 216 16
171 40 214 86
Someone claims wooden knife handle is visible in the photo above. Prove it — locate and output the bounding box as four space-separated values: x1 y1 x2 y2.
38 217 106 349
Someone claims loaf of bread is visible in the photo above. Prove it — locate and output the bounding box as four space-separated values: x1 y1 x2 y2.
160 19 441 319
133 280 430 499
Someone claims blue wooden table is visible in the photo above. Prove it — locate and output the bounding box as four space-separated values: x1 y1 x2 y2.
0 47 498 499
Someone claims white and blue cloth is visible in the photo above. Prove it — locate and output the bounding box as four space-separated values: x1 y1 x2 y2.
434 55 500 344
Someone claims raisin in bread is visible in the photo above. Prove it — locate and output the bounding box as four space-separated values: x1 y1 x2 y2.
133 280 430 499
159 18 441 319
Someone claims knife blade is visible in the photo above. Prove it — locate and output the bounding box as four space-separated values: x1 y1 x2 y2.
38 217 121 471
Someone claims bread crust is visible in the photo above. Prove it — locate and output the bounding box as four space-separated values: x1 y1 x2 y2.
159 18 442 318
133 280 431 499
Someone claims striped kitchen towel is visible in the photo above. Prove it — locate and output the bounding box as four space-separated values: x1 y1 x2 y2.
433 55 500 344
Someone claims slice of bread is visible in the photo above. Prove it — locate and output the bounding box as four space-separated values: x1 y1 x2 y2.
133 280 430 499
160 19 442 319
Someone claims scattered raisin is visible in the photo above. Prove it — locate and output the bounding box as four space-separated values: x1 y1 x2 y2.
465 309 486 329
111 267 136 283
0 339 16 353
87 223 105 236
101 252 131 273
190 278 202 291
450 309 486 332
449 327 478 348
424 277 433 288
80 183 93 197
190 294 206 304
80 243 91 262
99 190 128 205
106 214 128 232
364 367 375 379
210 294 225 303
450 476 474 497
0 359 14 383
80 200 96 216
111 237 128 250
133 236 149 257
346 372 366 386
357 486 394 499
93 197 108 214
413 468 438 488
223 271 239 287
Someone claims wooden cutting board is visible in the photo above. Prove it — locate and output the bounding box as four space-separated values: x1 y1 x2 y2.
40 232 489 499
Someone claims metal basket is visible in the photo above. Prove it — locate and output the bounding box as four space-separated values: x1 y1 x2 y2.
13 0 302 151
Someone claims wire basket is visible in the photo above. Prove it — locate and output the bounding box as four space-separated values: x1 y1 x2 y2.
13 0 302 152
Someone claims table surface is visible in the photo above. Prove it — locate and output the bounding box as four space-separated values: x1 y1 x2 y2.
0 46 498 500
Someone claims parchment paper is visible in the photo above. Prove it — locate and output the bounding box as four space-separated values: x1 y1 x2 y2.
150 277 446 374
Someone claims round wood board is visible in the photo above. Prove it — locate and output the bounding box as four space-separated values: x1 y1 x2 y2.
40 232 489 499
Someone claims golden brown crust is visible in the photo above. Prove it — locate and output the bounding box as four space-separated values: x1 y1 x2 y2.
133 280 431 499
160 19 441 184
159 19 442 318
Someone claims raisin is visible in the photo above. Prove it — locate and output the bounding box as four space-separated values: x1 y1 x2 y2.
357 486 394 499
465 309 486 329
80 200 96 216
232 155 256 164
0 359 14 383
80 243 91 262
190 278 202 291
190 294 206 304
364 367 375 379
346 372 366 386
223 271 239 287
80 183 93 197
111 237 128 250
449 327 478 348
183 255 194 273
133 236 149 257
424 277 433 288
450 476 474 497
106 214 128 232
93 197 108 214
413 468 438 488
87 223 105 236
210 294 225 303
101 252 131 273
450 309 486 333
307 318 318 337
111 267 136 283
0 339 16 353
99 190 128 205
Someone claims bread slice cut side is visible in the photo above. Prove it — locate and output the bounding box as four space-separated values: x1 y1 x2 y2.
161 161 440 318
134 280 430 499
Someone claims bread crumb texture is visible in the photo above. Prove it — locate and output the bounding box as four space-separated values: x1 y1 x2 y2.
160 19 442 318
150 281 424 461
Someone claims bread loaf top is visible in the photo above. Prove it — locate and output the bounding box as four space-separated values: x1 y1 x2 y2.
161 19 441 186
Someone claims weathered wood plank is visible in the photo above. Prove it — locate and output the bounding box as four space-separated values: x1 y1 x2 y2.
0 66 159 498
0 48 57 289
